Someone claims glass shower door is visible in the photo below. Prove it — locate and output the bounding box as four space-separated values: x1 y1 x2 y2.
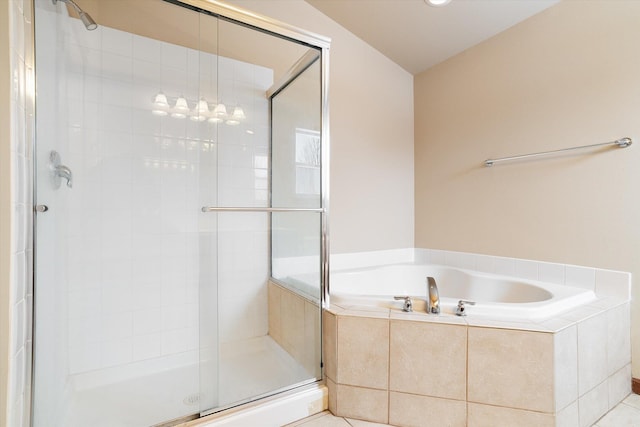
201 19 324 414
32 1 211 425
32 0 326 425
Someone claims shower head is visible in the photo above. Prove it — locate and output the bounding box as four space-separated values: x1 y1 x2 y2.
52 0 98 31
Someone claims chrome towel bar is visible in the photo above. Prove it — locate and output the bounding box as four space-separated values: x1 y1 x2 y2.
484 137 632 167
201 206 324 213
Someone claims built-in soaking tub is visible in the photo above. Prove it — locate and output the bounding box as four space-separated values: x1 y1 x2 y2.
330 263 596 320
324 259 631 426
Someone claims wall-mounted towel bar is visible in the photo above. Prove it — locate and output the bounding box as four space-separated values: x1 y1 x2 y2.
484 137 632 167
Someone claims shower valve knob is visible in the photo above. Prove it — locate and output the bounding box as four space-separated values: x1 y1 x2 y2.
50 151 73 189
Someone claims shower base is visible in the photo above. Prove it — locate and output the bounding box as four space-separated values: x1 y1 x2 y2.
62 335 311 427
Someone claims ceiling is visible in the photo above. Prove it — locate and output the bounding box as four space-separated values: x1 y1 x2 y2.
305 0 560 75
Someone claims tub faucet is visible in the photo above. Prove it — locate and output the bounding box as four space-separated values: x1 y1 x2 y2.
455 300 476 316
427 276 440 314
394 296 413 312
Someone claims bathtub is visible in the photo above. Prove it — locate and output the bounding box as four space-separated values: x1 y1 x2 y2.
330 263 596 320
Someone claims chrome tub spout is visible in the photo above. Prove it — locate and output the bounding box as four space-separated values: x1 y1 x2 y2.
427 276 439 314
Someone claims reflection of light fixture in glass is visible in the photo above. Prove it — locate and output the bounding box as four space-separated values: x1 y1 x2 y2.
191 98 209 122
152 93 247 126
231 106 245 120
153 92 169 107
152 92 169 116
226 106 245 126
424 0 451 6
172 96 189 118
213 103 227 118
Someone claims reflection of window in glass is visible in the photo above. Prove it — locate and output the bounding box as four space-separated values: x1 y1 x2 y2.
254 152 269 201
295 129 321 195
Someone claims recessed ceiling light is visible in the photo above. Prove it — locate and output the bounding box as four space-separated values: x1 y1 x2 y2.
425 0 451 6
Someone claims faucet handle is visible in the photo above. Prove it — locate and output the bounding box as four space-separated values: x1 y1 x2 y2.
455 300 476 316
394 296 413 312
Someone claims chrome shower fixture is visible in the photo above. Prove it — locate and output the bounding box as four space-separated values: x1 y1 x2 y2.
52 0 98 31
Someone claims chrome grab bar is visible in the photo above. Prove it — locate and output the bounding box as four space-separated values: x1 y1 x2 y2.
201 206 324 213
484 137 632 167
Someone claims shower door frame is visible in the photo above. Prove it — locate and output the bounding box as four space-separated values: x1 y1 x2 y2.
28 0 331 425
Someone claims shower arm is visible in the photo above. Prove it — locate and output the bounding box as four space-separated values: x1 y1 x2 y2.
52 0 98 31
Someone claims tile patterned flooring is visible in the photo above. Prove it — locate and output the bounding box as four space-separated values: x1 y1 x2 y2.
287 393 640 427
595 393 640 427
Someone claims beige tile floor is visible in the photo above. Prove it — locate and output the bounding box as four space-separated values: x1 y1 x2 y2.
287 393 640 427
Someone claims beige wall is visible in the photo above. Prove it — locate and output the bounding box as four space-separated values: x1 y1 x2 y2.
414 0 640 376
229 0 415 254
0 0 11 424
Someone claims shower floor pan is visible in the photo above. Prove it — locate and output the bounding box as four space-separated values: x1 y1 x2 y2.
62 335 310 427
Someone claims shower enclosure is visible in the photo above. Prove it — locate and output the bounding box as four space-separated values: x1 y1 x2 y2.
31 0 329 425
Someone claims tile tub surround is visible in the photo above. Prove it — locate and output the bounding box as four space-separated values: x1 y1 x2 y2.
323 297 631 427
268 280 321 377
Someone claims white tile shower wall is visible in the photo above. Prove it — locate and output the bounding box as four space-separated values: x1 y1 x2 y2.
7 0 34 425
8 0 34 425
36 11 273 384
